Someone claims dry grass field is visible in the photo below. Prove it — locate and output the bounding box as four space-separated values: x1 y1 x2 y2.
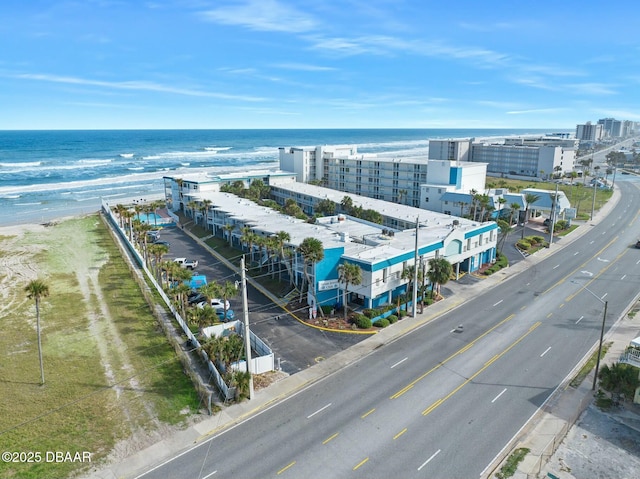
0 215 201 479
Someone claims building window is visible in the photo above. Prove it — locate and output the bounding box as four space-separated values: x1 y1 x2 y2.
383 268 388 283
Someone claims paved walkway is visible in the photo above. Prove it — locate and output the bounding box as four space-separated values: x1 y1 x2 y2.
85 186 640 479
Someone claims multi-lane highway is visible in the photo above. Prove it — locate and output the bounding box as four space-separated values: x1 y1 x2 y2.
137 178 640 479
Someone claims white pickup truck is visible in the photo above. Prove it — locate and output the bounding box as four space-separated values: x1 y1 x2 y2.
174 257 198 269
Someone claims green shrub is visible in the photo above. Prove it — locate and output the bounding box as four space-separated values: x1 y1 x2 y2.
374 318 390 328
320 305 333 314
530 235 545 244
387 315 398 324
362 308 377 318
516 239 531 250
399 310 408 318
555 219 569 230
424 297 434 306
354 314 372 329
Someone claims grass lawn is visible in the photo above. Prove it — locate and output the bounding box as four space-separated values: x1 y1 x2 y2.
0 216 201 479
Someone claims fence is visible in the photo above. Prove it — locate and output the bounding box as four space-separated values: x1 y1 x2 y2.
101 200 235 403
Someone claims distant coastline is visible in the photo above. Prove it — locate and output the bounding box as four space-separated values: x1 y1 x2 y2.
0 128 570 226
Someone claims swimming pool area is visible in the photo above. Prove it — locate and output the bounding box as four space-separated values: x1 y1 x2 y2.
135 212 175 226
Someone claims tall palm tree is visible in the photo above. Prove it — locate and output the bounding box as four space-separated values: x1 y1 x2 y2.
340 196 354 214
200 199 212 229
427 257 452 297
241 226 258 266
218 281 239 320
521 193 540 239
297 237 325 316
273 231 291 282
497 197 507 220
509 202 520 226
223 223 235 247
25 279 50 385
337 262 362 322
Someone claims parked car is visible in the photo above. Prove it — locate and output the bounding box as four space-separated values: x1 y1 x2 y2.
196 298 231 310
153 239 170 246
636 239 640 249
543 218 551 227
174 257 198 269
188 292 205 305
216 308 235 322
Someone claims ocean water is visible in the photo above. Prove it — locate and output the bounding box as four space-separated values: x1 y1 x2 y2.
0 128 561 225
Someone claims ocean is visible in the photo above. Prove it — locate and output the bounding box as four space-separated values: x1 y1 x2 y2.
0 128 563 226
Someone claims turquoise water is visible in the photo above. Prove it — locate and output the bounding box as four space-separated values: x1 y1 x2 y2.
0 128 566 225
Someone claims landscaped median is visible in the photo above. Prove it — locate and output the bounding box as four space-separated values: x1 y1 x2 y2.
0 216 201 479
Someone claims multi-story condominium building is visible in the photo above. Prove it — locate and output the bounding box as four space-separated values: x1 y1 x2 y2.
428 139 472 162
162 178 498 310
469 142 575 179
279 145 487 210
576 122 604 143
598 118 622 138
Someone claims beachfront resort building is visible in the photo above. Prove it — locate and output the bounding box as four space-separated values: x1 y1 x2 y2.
428 138 576 180
162 176 498 311
278 145 487 210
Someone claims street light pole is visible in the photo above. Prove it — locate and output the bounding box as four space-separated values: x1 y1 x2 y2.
593 299 608 391
574 281 608 390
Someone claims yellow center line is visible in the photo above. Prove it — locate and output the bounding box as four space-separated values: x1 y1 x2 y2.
422 399 444 416
353 457 369 470
422 322 542 416
323 432 339 444
391 314 515 399
277 461 296 475
393 428 408 440
361 408 375 419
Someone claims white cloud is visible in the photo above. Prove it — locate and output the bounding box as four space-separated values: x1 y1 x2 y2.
200 0 317 33
10 72 266 102
506 108 567 115
273 62 336 72
569 83 617 95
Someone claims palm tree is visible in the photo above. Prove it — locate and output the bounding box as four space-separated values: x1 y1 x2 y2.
218 281 239 320
521 193 540 239
340 196 354 214
297 237 325 316
497 197 507 220
147 243 169 282
241 226 258 265
509 202 520 226
200 199 212 229
401 264 416 306
186 200 199 222
223 223 235 247
427 257 452 297
273 231 291 282
397 189 408 204
25 279 50 385
337 262 362 322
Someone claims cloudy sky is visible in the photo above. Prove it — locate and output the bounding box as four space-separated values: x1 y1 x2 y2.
1 0 638 130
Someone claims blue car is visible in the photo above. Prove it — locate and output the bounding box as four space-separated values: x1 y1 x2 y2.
216 308 235 322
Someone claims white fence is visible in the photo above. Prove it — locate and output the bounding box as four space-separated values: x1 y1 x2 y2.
202 321 275 374
101 200 235 401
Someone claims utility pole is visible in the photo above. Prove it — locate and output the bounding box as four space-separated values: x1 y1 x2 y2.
590 174 597 220
413 217 419 318
240 256 254 399
548 183 559 247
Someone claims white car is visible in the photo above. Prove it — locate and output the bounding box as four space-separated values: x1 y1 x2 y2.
197 298 230 309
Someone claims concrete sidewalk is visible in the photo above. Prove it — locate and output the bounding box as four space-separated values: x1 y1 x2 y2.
85 187 634 479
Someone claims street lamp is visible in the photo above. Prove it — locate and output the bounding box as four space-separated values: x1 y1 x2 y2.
572 281 608 390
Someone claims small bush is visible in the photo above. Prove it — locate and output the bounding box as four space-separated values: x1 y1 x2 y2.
387 315 398 324
320 305 333 315
555 219 569 230
530 235 545 244
399 310 408 318
354 314 372 329
374 318 390 328
362 308 377 318
516 239 531 250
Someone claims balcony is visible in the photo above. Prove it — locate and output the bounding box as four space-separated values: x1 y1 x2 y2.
619 347 640 369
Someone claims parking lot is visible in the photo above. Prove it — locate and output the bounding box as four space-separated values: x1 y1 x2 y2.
155 224 367 374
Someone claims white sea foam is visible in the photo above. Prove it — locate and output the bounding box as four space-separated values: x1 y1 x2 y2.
128 167 145 171
142 155 161 160
15 202 42 206
0 161 42 168
78 159 112 165
119 153 135 158
0 194 21 199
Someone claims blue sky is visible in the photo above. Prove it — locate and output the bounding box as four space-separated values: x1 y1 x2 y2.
1 0 639 130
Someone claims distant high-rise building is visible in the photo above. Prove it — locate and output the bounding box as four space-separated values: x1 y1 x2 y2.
576 122 603 142
597 118 622 138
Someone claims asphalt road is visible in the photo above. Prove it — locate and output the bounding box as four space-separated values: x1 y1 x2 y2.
156 226 367 374
136 178 640 479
